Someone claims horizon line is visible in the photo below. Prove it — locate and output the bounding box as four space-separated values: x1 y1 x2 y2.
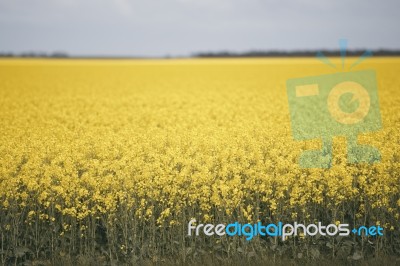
1 48 400 59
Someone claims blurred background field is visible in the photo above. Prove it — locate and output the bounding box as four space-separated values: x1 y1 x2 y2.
0 58 399 265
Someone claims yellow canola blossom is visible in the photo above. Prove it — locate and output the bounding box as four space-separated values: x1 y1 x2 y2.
0 58 399 255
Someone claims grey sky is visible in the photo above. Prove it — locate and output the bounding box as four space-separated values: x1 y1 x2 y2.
0 0 399 56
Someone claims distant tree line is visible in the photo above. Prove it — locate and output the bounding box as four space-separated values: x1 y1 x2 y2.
194 49 400 57
1 49 400 58
0 51 68 58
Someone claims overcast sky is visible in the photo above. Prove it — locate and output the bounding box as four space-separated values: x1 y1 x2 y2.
0 0 399 56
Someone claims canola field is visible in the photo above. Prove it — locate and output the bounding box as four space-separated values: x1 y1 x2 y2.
0 58 399 264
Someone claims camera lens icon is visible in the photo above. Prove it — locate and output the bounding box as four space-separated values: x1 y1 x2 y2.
327 81 370 125
286 70 382 168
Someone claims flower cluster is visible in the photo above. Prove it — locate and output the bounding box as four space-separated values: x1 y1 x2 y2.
0 58 398 261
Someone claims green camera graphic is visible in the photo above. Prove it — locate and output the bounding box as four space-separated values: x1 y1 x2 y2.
287 70 382 168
